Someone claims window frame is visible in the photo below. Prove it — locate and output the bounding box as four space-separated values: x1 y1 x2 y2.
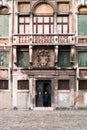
78 51 87 67
0 14 9 36
33 15 54 34
17 80 29 91
58 48 71 68
79 80 87 90
0 51 9 67
0 80 9 90
57 15 69 34
18 15 30 34
58 80 70 91
17 47 29 68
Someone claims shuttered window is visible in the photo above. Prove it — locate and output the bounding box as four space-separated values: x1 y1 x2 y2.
58 50 70 68
17 47 29 67
78 52 87 67
0 15 9 36
0 51 9 66
78 15 87 36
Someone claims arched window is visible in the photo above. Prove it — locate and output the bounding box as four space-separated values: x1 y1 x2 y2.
33 3 54 34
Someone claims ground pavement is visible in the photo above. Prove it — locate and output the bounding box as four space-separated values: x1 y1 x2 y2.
0 109 87 130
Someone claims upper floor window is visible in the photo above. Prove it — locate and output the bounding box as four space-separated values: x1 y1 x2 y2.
18 2 30 34
34 16 53 34
0 51 9 66
78 6 87 36
18 15 30 34
17 46 29 67
33 3 54 34
58 46 70 68
0 6 9 36
57 15 69 34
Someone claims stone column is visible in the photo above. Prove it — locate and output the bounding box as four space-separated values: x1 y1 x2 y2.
70 45 76 68
30 12 33 43
54 12 57 34
29 77 34 109
13 74 17 109
29 45 33 65
54 45 58 66
13 46 17 68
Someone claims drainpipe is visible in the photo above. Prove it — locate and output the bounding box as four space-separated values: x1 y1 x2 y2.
12 0 14 43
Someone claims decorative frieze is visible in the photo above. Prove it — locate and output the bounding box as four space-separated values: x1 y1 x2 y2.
0 38 9 46
78 38 87 44
77 0 87 5
18 2 30 13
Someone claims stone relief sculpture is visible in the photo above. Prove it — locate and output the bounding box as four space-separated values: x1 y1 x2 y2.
37 49 49 67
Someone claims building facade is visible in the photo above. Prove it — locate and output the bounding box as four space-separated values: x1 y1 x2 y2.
0 0 87 109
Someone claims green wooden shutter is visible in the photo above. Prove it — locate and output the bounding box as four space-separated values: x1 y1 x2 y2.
0 15 9 36
17 51 29 67
0 52 9 66
78 15 87 36
78 52 87 67
58 51 70 68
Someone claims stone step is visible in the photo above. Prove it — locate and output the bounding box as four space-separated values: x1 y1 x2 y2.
34 107 54 111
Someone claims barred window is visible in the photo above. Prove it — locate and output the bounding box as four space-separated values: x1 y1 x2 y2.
18 80 29 90
0 80 8 89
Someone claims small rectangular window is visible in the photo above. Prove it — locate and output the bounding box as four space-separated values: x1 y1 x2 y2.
58 80 69 90
18 80 29 90
0 80 8 89
79 80 87 90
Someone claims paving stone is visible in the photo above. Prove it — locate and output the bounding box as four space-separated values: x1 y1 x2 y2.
0 110 87 130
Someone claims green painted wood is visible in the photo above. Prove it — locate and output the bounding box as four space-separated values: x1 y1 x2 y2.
0 52 9 66
0 15 9 36
78 52 87 67
17 51 29 67
78 15 87 36
58 51 70 68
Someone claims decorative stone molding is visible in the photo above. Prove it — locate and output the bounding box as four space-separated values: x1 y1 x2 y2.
77 0 87 5
37 49 49 67
0 0 7 6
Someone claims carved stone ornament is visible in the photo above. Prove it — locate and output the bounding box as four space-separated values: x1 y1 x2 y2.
37 49 49 67
77 0 87 5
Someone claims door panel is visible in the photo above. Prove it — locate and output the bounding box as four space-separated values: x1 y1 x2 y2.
36 80 51 107
36 81 43 107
